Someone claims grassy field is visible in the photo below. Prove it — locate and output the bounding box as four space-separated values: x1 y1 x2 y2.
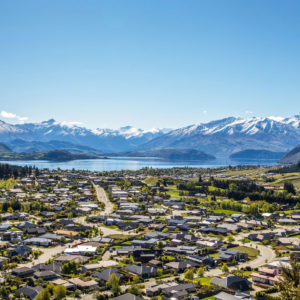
213 209 242 215
166 188 181 199
232 246 259 260
143 176 159 186
222 167 273 176
274 177 300 188
109 234 132 240
208 186 225 192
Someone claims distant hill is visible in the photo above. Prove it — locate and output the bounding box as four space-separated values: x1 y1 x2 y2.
7 139 104 155
118 148 215 161
0 143 11 152
279 144 300 164
0 150 101 162
230 149 285 160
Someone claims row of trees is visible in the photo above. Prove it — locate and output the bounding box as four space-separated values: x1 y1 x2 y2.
0 163 35 179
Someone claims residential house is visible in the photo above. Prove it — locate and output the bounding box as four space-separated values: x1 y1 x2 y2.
220 249 248 262
165 261 193 273
211 275 252 292
12 267 35 278
93 267 124 282
251 267 283 286
15 285 43 300
124 265 157 278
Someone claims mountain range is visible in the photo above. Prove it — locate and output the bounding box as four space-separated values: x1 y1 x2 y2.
0 119 168 153
1 115 300 158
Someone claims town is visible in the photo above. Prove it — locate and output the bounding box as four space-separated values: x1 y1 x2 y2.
0 163 299 300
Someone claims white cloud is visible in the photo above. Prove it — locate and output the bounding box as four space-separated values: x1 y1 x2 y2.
0 110 29 123
0 110 17 118
203 110 208 114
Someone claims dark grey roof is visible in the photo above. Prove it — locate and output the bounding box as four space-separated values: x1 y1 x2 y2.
15 285 42 300
32 262 62 274
34 270 59 278
94 268 123 282
165 261 190 270
112 293 144 300
125 265 156 276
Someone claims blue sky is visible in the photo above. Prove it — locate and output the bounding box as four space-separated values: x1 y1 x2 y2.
0 0 299 129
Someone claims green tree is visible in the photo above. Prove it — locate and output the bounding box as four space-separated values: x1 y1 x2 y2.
157 268 163 277
106 273 120 295
277 259 300 299
0 287 9 299
128 284 143 296
62 261 78 274
36 288 51 300
184 268 194 280
284 182 296 195
53 285 66 299
132 275 139 284
158 241 164 249
196 267 204 277
221 263 229 274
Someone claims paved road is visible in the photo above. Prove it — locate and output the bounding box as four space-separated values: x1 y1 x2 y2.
93 183 114 216
75 183 136 236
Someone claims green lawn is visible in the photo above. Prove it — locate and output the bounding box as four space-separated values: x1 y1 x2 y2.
198 276 213 285
213 209 242 216
209 253 220 258
109 234 132 240
166 189 181 199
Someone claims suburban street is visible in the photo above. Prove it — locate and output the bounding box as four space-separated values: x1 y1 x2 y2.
92 183 114 216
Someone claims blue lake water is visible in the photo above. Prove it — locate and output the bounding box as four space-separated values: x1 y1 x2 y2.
0 157 279 171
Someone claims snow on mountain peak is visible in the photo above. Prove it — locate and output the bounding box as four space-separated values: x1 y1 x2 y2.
92 126 168 139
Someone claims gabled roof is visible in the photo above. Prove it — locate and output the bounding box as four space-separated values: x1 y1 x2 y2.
94 267 123 282
15 285 42 300
125 265 156 276
112 293 144 300
211 275 251 291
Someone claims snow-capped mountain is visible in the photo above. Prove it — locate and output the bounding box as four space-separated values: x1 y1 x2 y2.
0 119 169 152
137 116 300 156
92 125 169 139
1 116 300 156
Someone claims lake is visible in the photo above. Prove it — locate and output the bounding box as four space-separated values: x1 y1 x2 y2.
0 156 279 171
